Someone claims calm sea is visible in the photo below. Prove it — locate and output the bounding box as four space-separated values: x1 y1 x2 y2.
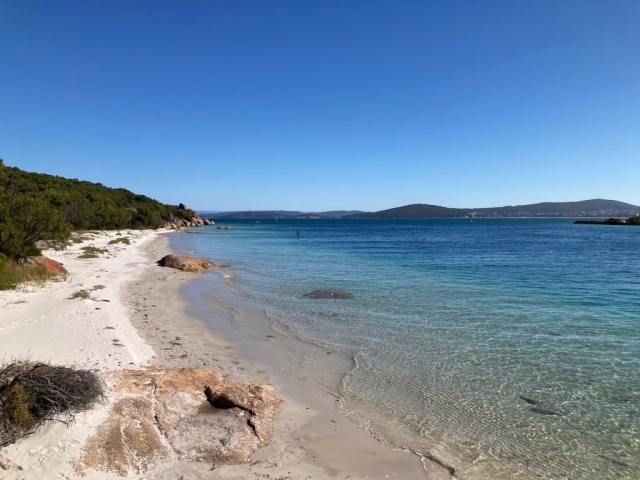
169 218 639 479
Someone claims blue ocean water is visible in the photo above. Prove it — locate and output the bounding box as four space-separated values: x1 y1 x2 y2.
170 219 640 479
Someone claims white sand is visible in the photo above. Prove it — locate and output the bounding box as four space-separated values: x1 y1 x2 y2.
0 230 158 479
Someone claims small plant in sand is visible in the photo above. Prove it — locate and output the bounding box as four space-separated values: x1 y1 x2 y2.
0 359 104 447
78 245 108 259
80 246 108 255
108 237 130 245
70 289 91 300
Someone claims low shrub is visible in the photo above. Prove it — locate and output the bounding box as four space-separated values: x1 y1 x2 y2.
80 246 108 255
108 237 130 245
70 290 91 300
0 257 53 291
0 359 104 447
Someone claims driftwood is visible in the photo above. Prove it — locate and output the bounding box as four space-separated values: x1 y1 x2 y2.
0 361 104 447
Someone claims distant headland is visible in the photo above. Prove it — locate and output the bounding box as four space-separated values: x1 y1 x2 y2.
204 200 640 220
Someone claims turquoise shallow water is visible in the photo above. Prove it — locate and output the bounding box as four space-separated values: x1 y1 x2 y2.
170 218 640 478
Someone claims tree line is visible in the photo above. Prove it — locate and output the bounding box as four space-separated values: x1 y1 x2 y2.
0 159 194 258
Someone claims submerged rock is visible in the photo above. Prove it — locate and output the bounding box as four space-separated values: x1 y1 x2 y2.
74 366 281 475
157 254 214 272
303 290 354 299
531 405 561 416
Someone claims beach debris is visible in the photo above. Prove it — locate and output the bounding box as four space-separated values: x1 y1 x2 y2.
157 254 214 272
0 360 104 448
303 290 354 299
74 366 281 475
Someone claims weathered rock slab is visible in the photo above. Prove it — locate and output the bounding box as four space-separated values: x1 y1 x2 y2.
157 254 214 272
74 366 281 476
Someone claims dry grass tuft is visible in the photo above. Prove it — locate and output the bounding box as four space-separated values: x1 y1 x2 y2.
0 360 104 447
70 289 91 300
0 257 54 291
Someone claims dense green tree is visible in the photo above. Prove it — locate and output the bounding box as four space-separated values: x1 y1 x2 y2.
0 160 197 258
0 194 70 258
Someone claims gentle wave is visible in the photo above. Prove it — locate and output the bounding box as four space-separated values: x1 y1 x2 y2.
170 218 640 479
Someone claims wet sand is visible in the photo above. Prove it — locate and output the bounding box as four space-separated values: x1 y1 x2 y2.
124 233 446 479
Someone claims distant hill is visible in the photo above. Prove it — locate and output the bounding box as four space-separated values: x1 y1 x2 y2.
206 210 363 219
345 200 640 218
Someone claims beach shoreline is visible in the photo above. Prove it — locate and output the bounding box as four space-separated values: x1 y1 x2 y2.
0 229 435 479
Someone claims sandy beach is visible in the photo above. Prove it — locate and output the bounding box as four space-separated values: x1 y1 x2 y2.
0 230 439 479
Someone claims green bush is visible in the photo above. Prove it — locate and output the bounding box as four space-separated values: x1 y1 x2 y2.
0 161 193 235
0 194 70 259
80 246 108 255
0 258 54 291
108 237 130 245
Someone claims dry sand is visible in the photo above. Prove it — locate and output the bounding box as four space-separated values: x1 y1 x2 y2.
0 230 448 479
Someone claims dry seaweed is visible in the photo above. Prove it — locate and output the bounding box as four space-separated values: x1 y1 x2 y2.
0 360 104 447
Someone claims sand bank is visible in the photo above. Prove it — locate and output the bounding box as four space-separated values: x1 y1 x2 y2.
0 230 439 479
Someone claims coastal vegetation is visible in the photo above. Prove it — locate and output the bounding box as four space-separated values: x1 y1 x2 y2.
108 237 130 245
0 160 196 288
0 159 195 259
70 290 91 300
78 246 109 259
0 255 54 290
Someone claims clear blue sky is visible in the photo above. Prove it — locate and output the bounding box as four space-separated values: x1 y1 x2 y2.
1 1 638 211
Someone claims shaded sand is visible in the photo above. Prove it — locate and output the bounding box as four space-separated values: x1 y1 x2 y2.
0 231 442 479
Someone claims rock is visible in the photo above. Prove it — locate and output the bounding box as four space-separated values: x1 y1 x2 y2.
0 459 11 470
157 254 214 272
574 215 640 226
531 405 561 416
303 290 354 299
74 366 281 475
25 256 69 275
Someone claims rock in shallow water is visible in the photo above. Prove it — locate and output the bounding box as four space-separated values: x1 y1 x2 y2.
303 290 354 299
157 254 214 272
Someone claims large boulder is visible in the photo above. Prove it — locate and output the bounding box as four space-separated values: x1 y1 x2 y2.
24 256 69 275
157 254 214 272
74 366 281 475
